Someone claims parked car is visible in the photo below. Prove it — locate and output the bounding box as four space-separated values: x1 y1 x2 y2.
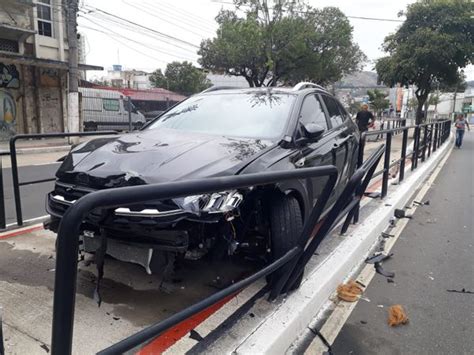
46 83 359 286
79 88 146 131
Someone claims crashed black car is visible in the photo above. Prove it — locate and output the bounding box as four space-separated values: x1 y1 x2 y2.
45 83 359 283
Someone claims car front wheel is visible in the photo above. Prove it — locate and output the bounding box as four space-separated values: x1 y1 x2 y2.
268 194 304 289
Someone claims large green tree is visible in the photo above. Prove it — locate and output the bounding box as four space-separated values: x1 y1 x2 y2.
198 0 366 87
150 61 211 95
367 89 390 116
375 0 473 124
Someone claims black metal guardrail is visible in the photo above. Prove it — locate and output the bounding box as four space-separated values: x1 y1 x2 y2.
357 120 451 198
7 131 118 227
0 151 9 230
50 145 385 355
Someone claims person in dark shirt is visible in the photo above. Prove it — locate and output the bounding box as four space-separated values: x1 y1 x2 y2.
355 104 374 132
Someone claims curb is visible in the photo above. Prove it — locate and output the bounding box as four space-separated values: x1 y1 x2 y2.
233 137 453 354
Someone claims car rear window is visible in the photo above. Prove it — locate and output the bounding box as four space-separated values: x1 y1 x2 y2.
322 96 344 127
147 92 296 140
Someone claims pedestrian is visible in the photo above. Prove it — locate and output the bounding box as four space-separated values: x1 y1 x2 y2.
355 104 374 132
454 114 470 148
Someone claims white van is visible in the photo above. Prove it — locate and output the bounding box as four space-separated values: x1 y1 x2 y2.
79 88 146 131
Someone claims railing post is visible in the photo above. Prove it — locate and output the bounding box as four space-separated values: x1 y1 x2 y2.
421 126 428 162
381 132 392 198
427 124 433 158
412 126 419 170
0 155 6 230
9 138 22 226
357 133 366 168
399 129 408 182
433 123 439 152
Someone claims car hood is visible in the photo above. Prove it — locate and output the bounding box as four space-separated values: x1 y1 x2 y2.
56 128 275 188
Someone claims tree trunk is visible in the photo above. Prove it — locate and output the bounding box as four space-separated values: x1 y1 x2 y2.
415 91 429 125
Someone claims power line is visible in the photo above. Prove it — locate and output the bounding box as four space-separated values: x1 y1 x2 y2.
147 1 217 32
121 0 215 39
79 10 200 55
82 5 201 48
78 16 198 62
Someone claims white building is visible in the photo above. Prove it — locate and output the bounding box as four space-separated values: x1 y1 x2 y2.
101 65 152 90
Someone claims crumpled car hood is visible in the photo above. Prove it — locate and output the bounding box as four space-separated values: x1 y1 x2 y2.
56 128 274 188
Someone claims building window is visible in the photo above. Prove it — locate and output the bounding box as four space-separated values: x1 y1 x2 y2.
0 38 19 53
37 0 53 37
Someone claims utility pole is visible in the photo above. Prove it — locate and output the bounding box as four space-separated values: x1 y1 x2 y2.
66 0 79 143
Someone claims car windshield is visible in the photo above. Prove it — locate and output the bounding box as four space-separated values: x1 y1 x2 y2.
147 92 295 140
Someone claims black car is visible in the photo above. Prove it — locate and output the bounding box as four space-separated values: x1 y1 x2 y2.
45 83 359 283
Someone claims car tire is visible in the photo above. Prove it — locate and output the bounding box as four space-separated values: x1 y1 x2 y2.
134 122 144 131
84 122 97 132
267 194 304 290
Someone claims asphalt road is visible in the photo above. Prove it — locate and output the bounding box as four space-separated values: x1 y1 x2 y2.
2 163 59 225
332 132 474 354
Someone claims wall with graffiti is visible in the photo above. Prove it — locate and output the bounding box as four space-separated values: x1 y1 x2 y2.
0 63 20 139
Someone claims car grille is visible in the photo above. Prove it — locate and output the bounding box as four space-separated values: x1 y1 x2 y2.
50 181 184 218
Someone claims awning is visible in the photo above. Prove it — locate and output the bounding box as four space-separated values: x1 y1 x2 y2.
0 24 36 41
0 52 103 71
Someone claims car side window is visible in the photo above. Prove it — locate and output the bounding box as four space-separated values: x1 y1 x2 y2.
322 96 344 127
299 95 328 130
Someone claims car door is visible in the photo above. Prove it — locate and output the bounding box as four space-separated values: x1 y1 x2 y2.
293 94 335 207
320 94 354 196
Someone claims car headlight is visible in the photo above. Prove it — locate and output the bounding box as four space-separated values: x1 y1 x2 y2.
172 190 243 215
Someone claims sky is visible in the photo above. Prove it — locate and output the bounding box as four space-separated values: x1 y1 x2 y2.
77 0 474 81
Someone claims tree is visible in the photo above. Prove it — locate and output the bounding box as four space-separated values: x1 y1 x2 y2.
150 61 211 95
367 89 390 116
375 0 474 124
348 100 363 115
199 1 366 87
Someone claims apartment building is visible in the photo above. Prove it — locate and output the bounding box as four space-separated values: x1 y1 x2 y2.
0 0 101 139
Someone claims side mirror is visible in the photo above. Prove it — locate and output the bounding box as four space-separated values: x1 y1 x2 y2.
302 123 325 141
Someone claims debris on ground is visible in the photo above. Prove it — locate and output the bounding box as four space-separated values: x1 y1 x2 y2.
381 232 395 239
394 209 412 219
40 344 50 353
365 253 393 264
413 200 430 206
388 305 409 327
446 288 474 294
189 329 204 341
375 262 395 279
337 280 364 302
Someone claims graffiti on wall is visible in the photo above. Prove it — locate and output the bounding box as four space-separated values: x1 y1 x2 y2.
0 64 20 89
0 90 17 138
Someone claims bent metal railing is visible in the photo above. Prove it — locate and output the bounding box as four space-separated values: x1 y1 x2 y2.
357 119 451 198
8 131 118 226
50 145 385 355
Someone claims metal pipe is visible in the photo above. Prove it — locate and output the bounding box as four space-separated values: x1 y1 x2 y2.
381 132 392 198
9 131 118 227
19 177 57 186
399 129 408 182
433 123 439 152
9 138 22 226
0 156 5 229
51 166 338 355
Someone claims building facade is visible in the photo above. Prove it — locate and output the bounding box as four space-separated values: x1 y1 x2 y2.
0 0 100 139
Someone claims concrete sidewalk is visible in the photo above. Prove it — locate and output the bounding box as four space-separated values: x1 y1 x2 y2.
331 133 473 354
